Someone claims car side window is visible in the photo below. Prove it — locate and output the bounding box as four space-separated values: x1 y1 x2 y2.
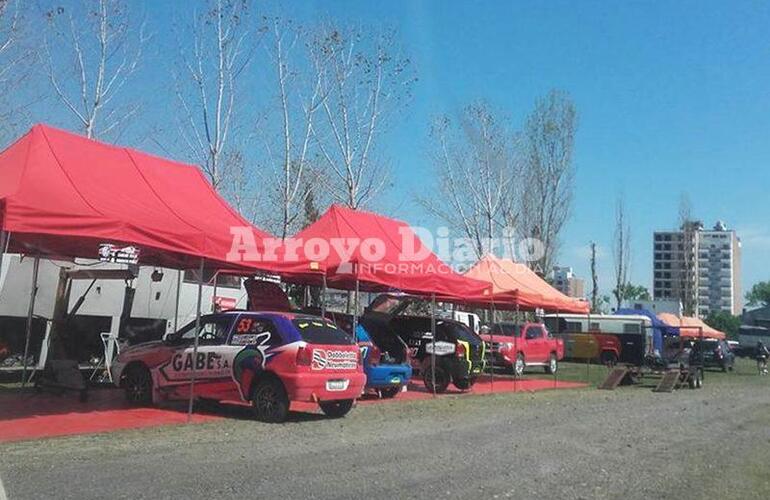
180 317 232 345
230 316 281 347
525 326 543 340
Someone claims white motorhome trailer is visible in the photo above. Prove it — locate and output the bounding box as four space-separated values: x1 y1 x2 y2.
0 255 247 372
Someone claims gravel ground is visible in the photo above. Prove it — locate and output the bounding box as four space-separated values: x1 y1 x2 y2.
1 365 769 500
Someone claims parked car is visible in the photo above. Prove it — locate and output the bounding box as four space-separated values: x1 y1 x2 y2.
113 311 366 423
359 294 486 393
691 339 735 372
355 324 412 398
481 322 564 376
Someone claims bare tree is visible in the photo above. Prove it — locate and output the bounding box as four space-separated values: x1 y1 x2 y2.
421 102 521 258
519 90 577 274
612 196 631 310
260 18 329 239
310 25 415 209
590 241 599 313
678 193 698 315
174 0 253 190
44 0 148 139
0 0 29 141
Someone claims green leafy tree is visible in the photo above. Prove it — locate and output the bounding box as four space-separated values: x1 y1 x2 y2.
613 283 651 304
746 281 770 308
704 311 741 340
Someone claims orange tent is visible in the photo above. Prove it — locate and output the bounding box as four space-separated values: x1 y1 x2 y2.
657 313 726 340
463 254 590 313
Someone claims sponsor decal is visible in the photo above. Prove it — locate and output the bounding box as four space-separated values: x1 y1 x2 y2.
98 243 140 264
311 349 357 370
424 341 455 356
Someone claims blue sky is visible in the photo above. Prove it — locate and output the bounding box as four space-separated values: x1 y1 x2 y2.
16 0 770 301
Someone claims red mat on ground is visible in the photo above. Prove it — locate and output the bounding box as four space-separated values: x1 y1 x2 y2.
0 390 219 443
0 377 584 443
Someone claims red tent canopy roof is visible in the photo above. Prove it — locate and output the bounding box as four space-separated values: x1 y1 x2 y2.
282 204 491 301
463 255 590 313
656 313 726 340
0 124 277 272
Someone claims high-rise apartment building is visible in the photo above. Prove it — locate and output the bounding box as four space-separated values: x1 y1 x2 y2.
551 266 585 299
653 221 741 317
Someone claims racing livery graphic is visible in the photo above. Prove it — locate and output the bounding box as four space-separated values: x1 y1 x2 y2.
112 311 366 422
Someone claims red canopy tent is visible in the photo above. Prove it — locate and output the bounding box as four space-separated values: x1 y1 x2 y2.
463 254 590 313
657 313 726 340
0 124 280 273
280 204 491 302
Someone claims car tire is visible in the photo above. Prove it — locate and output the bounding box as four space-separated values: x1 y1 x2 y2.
721 363 728 373
453 377 474 391
545 353 558 375
514 353 525 378
379 386 401 399
319 399 354 418
252 378 290 423
423 363 450 393
600 351 618 367
123 364 153 406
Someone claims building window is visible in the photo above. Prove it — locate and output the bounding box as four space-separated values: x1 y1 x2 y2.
183 269 241 289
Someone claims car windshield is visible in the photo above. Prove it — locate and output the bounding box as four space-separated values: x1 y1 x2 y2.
490 323 518 336
293 318 354 345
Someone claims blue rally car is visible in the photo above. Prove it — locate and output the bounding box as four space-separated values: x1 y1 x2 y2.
355 324 413 398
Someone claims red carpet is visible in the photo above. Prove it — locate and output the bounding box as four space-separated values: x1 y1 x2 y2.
0 376 584 443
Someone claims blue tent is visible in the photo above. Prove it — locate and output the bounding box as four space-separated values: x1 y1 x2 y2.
615 308 679 354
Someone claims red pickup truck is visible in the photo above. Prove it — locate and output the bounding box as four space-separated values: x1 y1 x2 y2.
481 322 564 376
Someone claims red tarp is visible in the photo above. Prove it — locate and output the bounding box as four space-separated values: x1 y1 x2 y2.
0 124 278 272
463 254 590 313
656 313 726 340
280 204 491 301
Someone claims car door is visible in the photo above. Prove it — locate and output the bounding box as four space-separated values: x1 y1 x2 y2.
158 315 239 400
228 315 285 400
524 325 546 363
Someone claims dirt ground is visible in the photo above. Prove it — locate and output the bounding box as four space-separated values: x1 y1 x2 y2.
1 359 769 499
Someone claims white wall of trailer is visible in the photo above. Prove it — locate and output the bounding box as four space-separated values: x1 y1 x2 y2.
0 255 248 333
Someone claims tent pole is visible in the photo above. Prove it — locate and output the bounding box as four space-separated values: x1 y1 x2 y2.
0 231 8 298
174 270 182 332
514 303 519 392
212 271 218 312
352 275 359 340
431 293 436 397
187 258 205 423
21 256 40 388
321 274 327 318
490 297 496 392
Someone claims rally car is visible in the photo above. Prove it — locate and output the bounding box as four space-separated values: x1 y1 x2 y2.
360 294 486 393
113 311 366 423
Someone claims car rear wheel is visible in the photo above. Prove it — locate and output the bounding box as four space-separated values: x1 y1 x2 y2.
319 399 354 418
252 378 290 423
123 364 153 406
379 386 401 399
423 363 450 393
545 353 558 375
514 354 525 377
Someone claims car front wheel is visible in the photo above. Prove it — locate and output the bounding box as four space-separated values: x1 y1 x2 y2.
514 354 525 377
319 399 354 418
252 378 290 423
379 386 401 399
545 353 558 375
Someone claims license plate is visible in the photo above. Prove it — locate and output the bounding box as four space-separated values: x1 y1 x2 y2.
326 379 349 391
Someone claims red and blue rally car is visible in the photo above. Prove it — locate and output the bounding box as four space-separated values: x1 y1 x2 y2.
113 311 366 422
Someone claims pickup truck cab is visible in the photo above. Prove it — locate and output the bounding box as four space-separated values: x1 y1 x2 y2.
113 311 366 423
482 322 564 376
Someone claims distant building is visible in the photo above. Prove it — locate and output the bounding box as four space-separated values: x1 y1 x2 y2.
621 298 682 316
653 220 742 317
742 305 770 329
551 266 585 298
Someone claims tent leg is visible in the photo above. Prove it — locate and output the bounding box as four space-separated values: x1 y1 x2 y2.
431 293 436 396
21 256 40 388
187 258 205 423
320 274 327 318
0 231 9 300
174 270 182 332
514 304 519 393
352 277 359 339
